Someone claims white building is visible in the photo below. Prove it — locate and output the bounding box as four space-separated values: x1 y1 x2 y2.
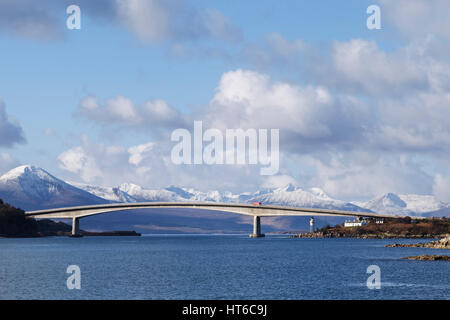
344 220 368 227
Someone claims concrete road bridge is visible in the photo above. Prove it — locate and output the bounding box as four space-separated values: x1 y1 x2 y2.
25 202 409 238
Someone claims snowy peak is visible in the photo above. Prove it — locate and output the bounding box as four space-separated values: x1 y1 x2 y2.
364 193 407 211
308 187 332 200
118 183 180 202
71 183 138 203
356 192 449 217
249 184 364 212
0 166 107 210
119 183 143 195
0 165 70 200
0 165 57 183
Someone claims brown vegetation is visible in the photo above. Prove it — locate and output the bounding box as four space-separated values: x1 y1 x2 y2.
293 217 450 239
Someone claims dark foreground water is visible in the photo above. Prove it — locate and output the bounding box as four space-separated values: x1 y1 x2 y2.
0 235 448 300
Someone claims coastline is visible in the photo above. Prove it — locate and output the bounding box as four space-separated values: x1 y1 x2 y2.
289 232 448 239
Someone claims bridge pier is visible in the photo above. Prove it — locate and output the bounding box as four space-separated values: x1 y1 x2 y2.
249 216 265 238
70 217 83 238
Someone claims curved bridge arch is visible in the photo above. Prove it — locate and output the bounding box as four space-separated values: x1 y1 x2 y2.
25 202 406 238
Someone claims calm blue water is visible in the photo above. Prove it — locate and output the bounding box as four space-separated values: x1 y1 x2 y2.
0 235 449 300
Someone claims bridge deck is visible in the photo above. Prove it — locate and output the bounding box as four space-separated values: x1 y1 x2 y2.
25 202 408 219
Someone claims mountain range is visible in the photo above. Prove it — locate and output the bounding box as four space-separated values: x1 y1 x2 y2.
0 165 448 233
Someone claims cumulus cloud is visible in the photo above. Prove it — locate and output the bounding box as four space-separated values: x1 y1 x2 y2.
0 0 63 40
56 133 274 192
0 0 240 45
0 99 26 148
114 0 241 44
293 151 433 200
76 95 186 133
115 0 171 43
433 174 450 202
379 0 450 40
203 69 373 153
57 146 103 183
57 135 166 187
0 153 20 175
244 33 309 71
198 67 449 198
327 39 429 96
262 175 298 189
68 62 450 199
244 33 450 153
128 142 155 166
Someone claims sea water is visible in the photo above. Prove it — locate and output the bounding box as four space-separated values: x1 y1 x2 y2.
0 235 448 300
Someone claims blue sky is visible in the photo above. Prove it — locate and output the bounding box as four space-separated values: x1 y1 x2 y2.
1 0 449 202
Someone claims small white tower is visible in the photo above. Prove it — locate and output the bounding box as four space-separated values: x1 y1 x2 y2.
309 217 315 233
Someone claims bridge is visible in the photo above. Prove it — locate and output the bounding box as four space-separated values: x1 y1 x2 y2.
25 202 408 238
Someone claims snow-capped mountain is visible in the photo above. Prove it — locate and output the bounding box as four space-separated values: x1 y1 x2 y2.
0 165 108 211
70 182 138 203
354 193 450 217
70 181 369 212
0 166 448 217
247 184 366 212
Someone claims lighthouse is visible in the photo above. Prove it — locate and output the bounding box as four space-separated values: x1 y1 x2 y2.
309 217 315 233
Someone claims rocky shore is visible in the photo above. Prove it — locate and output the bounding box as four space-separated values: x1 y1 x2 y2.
290 217 450 239
290 232 448 239
386 236 450 249
402 255 450 261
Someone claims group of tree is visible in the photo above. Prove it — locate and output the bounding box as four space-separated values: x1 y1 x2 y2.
0 199 70 237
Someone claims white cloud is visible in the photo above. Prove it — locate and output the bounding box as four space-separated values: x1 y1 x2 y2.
262 175 298 189
433 174 450 202
43 128 56 137
329 39 428 96
379 0 450 40
0 153 20 175
128 142 155 166
76 95 185 131
200 8 241 42
0 99 26 148
67 63 450 199
0 0 62 40
301 152 432 200
57 146 102 183
207 69 368 139
115 0 170 43
202 69 373 157
0 0 241 46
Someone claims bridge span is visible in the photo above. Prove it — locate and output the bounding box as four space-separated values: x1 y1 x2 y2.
25 202 407 238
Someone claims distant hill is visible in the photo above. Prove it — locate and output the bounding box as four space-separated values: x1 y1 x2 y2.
0 199 70 237
0 165 108 211
353 193 450 217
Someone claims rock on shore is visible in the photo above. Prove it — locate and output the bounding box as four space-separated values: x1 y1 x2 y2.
386 235 450 249
402 255 450 261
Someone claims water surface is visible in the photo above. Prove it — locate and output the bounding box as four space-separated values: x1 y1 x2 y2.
0 235 448 299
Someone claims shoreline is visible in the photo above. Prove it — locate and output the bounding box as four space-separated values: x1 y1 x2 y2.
0 230 141 238
289 232 448 239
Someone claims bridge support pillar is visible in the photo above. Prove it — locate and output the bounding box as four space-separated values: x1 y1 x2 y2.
249 216 265 238
70 217 82 238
